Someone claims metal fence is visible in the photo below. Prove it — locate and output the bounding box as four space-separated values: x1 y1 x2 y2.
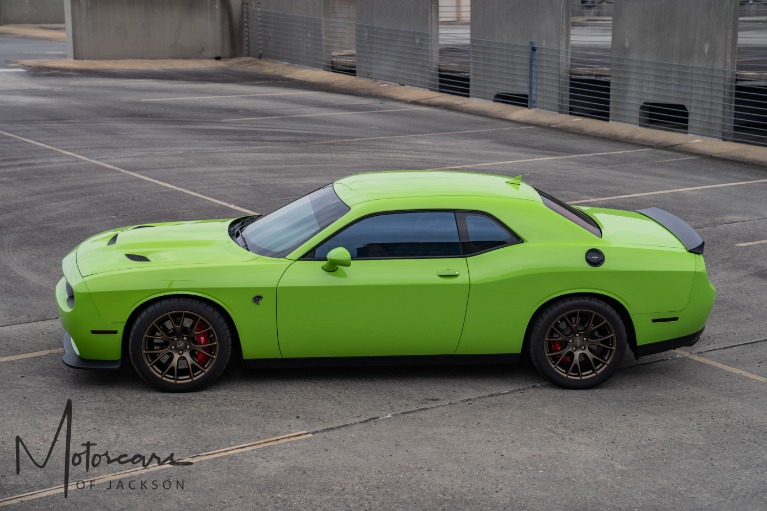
250 1 767 148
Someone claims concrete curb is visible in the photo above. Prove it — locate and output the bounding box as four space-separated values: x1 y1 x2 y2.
16 56 767 168
0 24 66 42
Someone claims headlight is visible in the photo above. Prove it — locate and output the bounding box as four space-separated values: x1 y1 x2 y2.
65 280 75 308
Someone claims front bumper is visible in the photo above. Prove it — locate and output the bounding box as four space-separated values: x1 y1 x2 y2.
57 251 124 363
62 333 121 370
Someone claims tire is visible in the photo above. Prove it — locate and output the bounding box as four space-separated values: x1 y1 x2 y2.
128 297 232 392
528 297 627 389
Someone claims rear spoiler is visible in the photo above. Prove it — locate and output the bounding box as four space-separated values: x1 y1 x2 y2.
637 207 704 254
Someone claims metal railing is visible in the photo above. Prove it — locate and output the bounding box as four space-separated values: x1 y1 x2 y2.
252 3 767 148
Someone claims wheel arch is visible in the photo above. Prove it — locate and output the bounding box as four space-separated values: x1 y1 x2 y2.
522 291 638 358
121 292 242 360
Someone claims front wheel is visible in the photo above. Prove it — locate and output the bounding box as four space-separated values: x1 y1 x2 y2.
128 298 232 392
529 297 627 389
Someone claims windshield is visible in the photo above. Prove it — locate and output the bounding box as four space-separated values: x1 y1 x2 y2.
242 185 350 258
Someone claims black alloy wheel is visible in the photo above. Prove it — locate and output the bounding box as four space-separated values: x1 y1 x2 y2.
529 297 627 389
129 297 232 392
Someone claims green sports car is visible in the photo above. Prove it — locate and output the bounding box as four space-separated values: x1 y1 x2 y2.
56 171 715 391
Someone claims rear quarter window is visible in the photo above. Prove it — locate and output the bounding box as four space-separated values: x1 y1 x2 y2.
537 189 602 237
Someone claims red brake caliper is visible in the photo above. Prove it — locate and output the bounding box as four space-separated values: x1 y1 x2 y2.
550 340 569 367
195 323 210 365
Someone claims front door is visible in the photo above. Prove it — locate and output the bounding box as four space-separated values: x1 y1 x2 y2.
277 211 470 358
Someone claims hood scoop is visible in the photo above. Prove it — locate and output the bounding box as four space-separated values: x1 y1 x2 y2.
125 253 150 262
107 234 118 246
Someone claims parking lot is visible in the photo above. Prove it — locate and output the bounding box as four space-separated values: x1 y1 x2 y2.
0 34 766 510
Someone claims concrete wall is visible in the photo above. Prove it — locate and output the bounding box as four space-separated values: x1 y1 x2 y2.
1 0 64 24
65 0 239 60
610 0 739 139
259 0 328 68
356 0 439 90
471 0 570 112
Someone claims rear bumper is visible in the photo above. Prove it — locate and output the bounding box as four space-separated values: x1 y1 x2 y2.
62 333 121 370
635 328 704 357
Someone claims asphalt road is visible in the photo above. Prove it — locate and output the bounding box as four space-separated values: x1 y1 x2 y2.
0 35 766 510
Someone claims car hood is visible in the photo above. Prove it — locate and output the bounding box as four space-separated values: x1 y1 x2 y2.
75 219 258 277
578 206 686 249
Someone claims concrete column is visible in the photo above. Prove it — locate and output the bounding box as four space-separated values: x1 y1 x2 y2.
470 0 570 113
259 0 329 68
610 0 739 139
243 0 260 57
1 0 65 24
326 0 356 62
66 0 237 60
356 0 439 90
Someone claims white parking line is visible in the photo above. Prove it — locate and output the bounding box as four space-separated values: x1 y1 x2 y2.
223 107 426 122
312 126 536 145
0 129 257 215
0 431 312 507
674 350 767 383
429 148 654 170
0 69 25 73
736 239 767 247
0 348 63 364
568 178 767 204
141 91 324 102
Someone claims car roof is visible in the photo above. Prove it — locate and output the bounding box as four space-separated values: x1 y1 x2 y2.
334 171 542 206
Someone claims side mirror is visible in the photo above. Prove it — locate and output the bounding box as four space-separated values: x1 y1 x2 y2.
322 247 351 273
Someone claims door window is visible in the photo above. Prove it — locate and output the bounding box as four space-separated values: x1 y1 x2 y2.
310 211 462 259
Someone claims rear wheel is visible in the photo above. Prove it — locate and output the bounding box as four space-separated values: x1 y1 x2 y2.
128 297 232 392
529 297 626 389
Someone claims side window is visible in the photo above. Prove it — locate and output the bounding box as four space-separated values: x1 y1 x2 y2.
461 213 519 255
311 212 462 259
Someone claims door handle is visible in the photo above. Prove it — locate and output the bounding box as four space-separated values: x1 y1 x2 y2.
437 269 460 277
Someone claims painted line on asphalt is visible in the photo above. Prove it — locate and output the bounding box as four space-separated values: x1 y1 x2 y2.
736 239 767 247
0 348 63 364
0 69 25 73
223 107 426 122
673 349 767 383
428 148 654 170
311 126 536 145
532 156 701 176
0 431 312 507
0 317 59 329
568 178 767 204
141 91 324 102
0 129 257 215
